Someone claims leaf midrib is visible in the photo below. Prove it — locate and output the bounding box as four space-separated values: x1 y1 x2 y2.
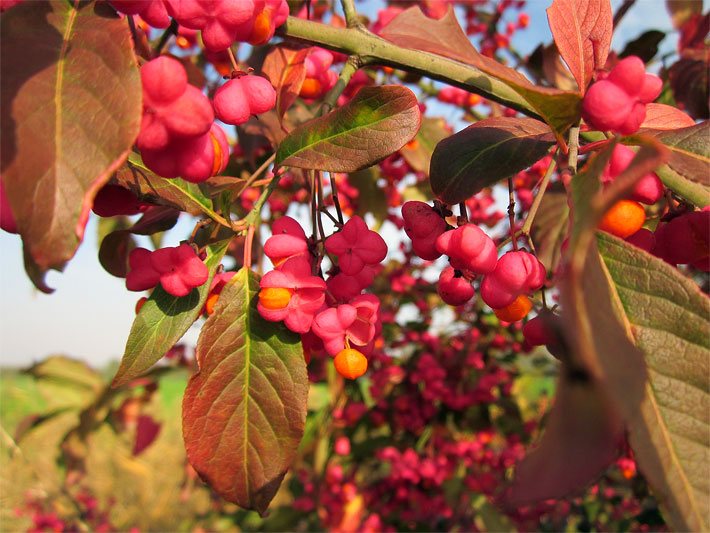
280 92 415 162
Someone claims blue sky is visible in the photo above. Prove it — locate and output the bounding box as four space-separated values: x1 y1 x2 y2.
0 0 684 367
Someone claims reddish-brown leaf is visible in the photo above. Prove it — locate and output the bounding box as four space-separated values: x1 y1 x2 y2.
183 268 307 515
547 0 613 95
640 103 696 130
261 46 309 122
276 86 421 172
0 0 142 291
381 6 581 135
505 374 624 506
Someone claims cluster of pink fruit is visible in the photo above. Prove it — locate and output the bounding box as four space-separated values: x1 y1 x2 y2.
135 55 275 183
109 0 288 49
257 215 387 379
402 201 546 323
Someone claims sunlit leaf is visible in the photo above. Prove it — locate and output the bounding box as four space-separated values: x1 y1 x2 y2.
261 46 309 122
629 122 710 206
0 0 142 292
640 103 696 130
597 233 710 532
276 86 421 172
112 240 231 387
546 0 612 95
183 268 307 515
381 6 581 136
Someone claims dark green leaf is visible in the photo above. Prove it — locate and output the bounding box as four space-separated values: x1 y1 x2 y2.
183 268 307 515
1 0 142 291
112 240 231 387
350 167 388 230
430 117 555 204
276 86 421 172
620 30 666 62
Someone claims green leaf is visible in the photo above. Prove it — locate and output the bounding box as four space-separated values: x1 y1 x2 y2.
1 0 142 292
112 240 231 387
380 6 581 136
276 85 421 172
597 232 710 532
350 167 388 230
399 116 451 176
430 117 555 204
182 268 307 515
529 182 569 274
631 122 710 206
26 356 103 411
115 154 222 220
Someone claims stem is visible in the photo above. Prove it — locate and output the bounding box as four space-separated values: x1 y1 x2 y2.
567 125 581 174
244 224 255 267
227 47 240 73
507 178 518 250
153 19 178 57
127 15 138 46
520 157 558 235
339 0 361 28
237 153 276 196
613 0 636 28
329 173 345 224
458 202 469 224
279 17 538 118
321 55 361 113
315 172 327 241
243 168 284 227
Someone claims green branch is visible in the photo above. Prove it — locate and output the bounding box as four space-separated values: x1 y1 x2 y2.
279 17 539 119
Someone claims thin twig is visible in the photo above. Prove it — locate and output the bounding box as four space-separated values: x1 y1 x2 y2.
227 47 240 73
507 178 518 251
613 0 636 28
153 19 178 57
521 156 558 235
329 173 345 225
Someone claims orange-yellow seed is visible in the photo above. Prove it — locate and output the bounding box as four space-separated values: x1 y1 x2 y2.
334 348 368 380
249 9 274 45
258 287 293 310
210 132 224 176
598 200 646 239
299 77 323 99
494 294 533 323
205 293 220 315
